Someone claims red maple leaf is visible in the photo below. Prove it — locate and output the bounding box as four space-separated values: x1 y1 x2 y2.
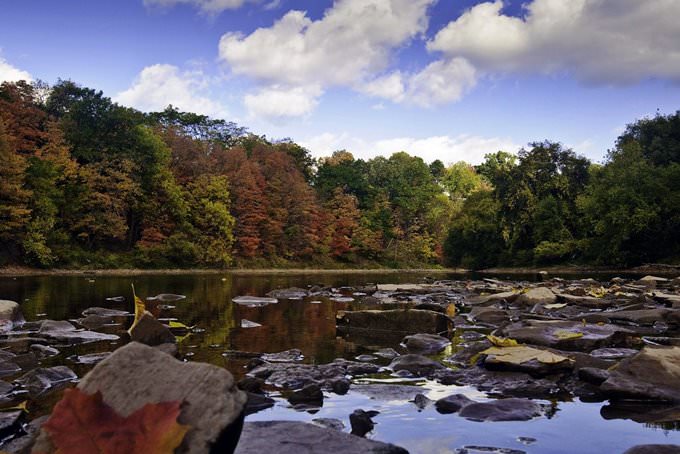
40 388 189 454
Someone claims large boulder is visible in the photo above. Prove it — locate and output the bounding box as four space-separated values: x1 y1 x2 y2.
600 346 680 402
235 421 408 454
33 342 247 454
0 300 24 332
337 309 451 335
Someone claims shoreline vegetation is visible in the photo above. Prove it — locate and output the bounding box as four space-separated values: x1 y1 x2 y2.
1 264 678 278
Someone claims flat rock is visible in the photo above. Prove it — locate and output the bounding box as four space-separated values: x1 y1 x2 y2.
556 293 615 309
129 311 175 346
232 296 278 306
67 352 111 365
437 367 562 399
337 309 451 335
458 398 543 422
352 384 424 401
590 348 639 360
468 307 510 326
77 314 116 330
34 342 248 454
244 392 275 416
402 333 451 354
249 359 378 390
623 445 680 454
15 366 77 398
466 291 519 307
81 307 129 317
235 421 408 454
435 394 474 414
601 346 680 402
388 354 445 377
516 288 557 306
0 300 24 333
261 349 303 363
288 383 323 406
266 287 308 299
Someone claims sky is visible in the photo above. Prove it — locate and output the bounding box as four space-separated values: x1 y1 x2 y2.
1 0 680 164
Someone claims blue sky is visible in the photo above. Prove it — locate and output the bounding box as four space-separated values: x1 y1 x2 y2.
1 0 679 164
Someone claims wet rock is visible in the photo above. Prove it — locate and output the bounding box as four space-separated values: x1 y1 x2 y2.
38 320 77 334
240 319 262 328
128 311 175 346
601 346 680 402
413 393 432 410
516 287 557 306
467 291 519 307
312 418 345 431
0 361 21 378
337 309 451 335
496 320 634 352
374 348 400 359
438 367 562 399
249 359 378 390
67 352 111 365
146 293 186 302
444 339 493 368
330 377 351 395
590 347 639 360
458 398 543 422
15 366 77 397
235 420 408 454
454 446 526 454
261 349 303 363
105 296 125 302
556 293 615 309
435 394 474 414
388 354 445 377
81 307 129 317
238 376 265 394
244 392 275 416
34 342 247 454
636 276 669 288
266 287 308 299
468 307 511 326
350 409 377 437
77 314 116 330
0 414 46 454
402 333 451 354
352 384 424 401
623 445 680 454
232 296 278 306
0 300 24 332
288 383 323 406
605 309 672 326
578 367 610 385
355 354 378 362
38 320 120 345
482 347 573 377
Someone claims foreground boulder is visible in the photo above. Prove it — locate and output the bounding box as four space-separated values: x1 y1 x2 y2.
33 342 247 454
235 421 408 454
600 346 680 402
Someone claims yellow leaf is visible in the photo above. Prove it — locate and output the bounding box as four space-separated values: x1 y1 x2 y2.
168 321 194 330
127 284 146 336
482 346 570 365
587 286 607 298
3 401 28 413
487 335 519 347
553 329 584 340
446 303 457 318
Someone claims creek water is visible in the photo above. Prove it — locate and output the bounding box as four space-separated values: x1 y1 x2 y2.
1 271 679 453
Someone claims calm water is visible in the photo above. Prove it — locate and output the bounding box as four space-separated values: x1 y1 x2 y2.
1 271 679 453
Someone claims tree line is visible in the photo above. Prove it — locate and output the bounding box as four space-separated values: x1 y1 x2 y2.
0 79 678 269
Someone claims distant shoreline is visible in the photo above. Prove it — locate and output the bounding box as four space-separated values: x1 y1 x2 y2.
0 264 678 278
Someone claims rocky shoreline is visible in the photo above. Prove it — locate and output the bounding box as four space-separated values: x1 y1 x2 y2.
1 274 680 452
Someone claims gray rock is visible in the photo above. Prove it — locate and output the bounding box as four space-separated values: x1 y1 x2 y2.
516 288 557 306
467 291 519 307
311 418 345 431
601 346 680 402
29 344 59 359
0 409 22 437
437 367 562 399
261 349 303 363
374 348 400 359
81 307 129 317
38 320 77 334
244 392 275 416
240 319 262 328
0 361 21 377
556 293 616 309
249 359 378 390
578 367 610 385
15 366 77 397
0 300 24 332
34 342 247 454
355 354 378 362
288 383 323 406
389 354 445 377
67 352 111 365
77 314 116 330
352 384 424 401
129 311 175 346
232 296 278 306
266 287 308 299
37 319 119 345
235 421 408 454
147 293 187 302
623 445 680 454
337 309 451 335
468 307 511 326
402 333 451 354
0 415 47 454
413 393 432 410
435 394 474 414
350 409 377 437
458 398 543 422
590 348 639 360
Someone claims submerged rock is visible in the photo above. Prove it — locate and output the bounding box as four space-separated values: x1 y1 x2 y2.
435 394 474 414
15 366 77 397
458 398 544 422
81 307 129 317
402 333 451 354
623 445 680 454
235 421 408 454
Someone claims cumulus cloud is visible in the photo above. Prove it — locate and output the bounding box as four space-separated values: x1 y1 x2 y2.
0 56 32 83
114 64 227 118
428 0 680 83
243 85 322 121
301 132 520 164
144 0 252 14
403 58 477 107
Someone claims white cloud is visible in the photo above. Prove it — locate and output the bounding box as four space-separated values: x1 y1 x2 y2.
144 0 252 14
358 72 405 102
403 58 477 107
114 64 227 118
0 56 32 83
428 0 680 83
243 85 322 121
301 132 520 164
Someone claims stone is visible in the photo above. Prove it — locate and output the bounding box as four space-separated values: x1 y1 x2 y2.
81 307 129 317
466 291 519 307
38 320 77 334
249 359 378 390
578 367 610 385
311 418 345 431
37 319 119 345
235 421 408 454
244 392 275 416
147 293 187 302
374 348 400 359
288 383 323 406
0 300 24 333
129 311 175 346
15 366 77 398
458 398 543 422
330 378 350 395
154 342 179 356
67 352 111 365
337 309 451 335
623 445 680 454
261 349 303 363
556 293 616 309
388 354 445 377
0 410 22 438
352 384 424 401
350 409 376 437
355 354 378 362
401 333 451 354
0 361 21 377
34 342 247 454
601 346 680 402
516 288 557 306
240 320 262 328
468 307 511 326
590 348 639 360
435 394 474 414
437 367 562 399
413 393 432 410
0 415 47 453
232 296 278 306
266 287 309 299
238 377 265 394
77 314 116 330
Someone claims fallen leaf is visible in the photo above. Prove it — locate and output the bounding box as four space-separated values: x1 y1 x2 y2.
553 329 584 340
587 287 607 298
482 346 570 365
446 303 457 318
487 335 519 347
168 320 194 330
42 388 189 454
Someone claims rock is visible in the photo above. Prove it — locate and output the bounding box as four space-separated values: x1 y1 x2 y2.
266 287 308 299
311 418 345 431
496 320 634 352
578 367 610 385
0 361 21 377
235 421 408 454
77 314 116 330
337 309 451 335
352 384 424 401
374 348 400 359
244 392 275 416
129 311 175 346
413 393 432 410
240 320 262 328
37 319 119 345
232 296 278 306
435 394 474 414
0 415 47 454
81 307 129 317
34 342 247 454
146 293 187 302
601 346 680 402
438 367 562 399
15 366 77 397
458 398 543 422
605 309 671 326
0 410 22 438
590 348 639 360
0 300 24 332
288 383 323 406
556 293 615 309
402 333 451 354
636 276 669 288
38 320 77 334
481 346 573 377
238 377 265 394
516 288 557 306
261 349 303 363
67 352 111 365
249 359 378 390
389 354 445 377
468 307 511 326
350 409 376 437
330 378 350 395
455 446 526 454
467 291 519 307
154 342 179 356
623 445 680 454
355 354 377 362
